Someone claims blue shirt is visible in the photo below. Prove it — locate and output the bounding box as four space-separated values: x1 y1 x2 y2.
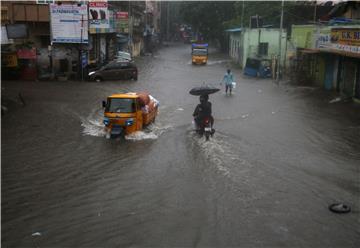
223 73 234 85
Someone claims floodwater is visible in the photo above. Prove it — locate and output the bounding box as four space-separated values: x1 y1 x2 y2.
2 43 360 247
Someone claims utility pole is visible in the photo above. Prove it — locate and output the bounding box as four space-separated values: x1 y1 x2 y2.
241 0 245 28
128 0 130 41
166 1 170 41
313 1 317 23
80 13 84 81
276 0 284 84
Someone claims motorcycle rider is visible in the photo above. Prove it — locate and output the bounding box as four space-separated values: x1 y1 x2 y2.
193 94 214 130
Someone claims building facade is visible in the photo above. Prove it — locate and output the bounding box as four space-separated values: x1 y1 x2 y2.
1 0 161 80
227 27 287 74
290 24 360 101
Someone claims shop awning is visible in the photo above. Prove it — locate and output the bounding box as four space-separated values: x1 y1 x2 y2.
300 47 360 59
319 48 360 59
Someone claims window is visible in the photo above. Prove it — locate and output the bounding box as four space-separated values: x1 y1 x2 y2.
259 42 268 56
1 6 8 22
120 63 132 69
104 63 119 70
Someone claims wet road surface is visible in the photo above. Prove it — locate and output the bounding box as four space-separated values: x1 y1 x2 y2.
2 43 360 247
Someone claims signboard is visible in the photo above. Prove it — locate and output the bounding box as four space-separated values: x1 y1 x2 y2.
315 28 331 49
6 24 28 39
2 53 18 67
17 48 37 59
50 4 88 43
116 11 128 19
325 43 360 54
89 1 109 29
115 11 129 33
331 28 360 46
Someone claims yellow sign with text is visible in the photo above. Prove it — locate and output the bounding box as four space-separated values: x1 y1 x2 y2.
2 53 18 67
331 28 360 46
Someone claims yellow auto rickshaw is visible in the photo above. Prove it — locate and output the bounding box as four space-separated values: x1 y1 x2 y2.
191 43 208 65
102 92 159 138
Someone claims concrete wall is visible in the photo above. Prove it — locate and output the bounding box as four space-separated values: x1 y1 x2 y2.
229 32 241 64
291 25 316 49
242 28 287 68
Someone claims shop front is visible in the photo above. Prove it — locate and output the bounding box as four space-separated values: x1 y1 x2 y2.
317 27 360 100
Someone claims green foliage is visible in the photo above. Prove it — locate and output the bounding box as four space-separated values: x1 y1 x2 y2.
230 1 326 30
180 1 236 44
179 1 330 47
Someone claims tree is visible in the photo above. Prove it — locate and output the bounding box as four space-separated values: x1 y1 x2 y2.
227 1 333 32
180 1 236 49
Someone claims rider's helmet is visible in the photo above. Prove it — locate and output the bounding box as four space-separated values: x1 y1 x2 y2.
199 94 208 103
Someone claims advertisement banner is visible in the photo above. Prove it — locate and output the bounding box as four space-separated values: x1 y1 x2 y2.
331 28 360 46
115 11 129 33
89 1 109 29
50 4 88 43
327 43 360 54
315 28 331 49
17 48 37 59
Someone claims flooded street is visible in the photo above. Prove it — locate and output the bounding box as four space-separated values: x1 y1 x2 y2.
2 43 360 247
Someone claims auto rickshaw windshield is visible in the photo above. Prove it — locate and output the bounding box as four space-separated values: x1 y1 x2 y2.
106 98 136 113
192 49 208 56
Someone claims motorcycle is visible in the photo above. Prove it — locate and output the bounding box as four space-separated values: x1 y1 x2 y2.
189 84 220 141
194 116 214 141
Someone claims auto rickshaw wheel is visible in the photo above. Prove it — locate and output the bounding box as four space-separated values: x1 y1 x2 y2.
95 76 102 82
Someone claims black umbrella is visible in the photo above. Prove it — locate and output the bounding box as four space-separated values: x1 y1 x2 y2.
189 84 220 96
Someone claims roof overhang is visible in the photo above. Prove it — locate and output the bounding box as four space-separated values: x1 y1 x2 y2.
299 47 360 58
225 28 242 33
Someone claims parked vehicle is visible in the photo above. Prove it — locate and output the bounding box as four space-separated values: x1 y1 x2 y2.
191 43 208 65
243 58 272 78
115 51 132 62
88 61 137 82
102 92 159 138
